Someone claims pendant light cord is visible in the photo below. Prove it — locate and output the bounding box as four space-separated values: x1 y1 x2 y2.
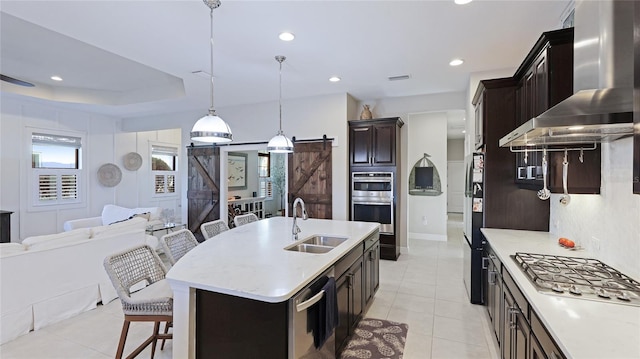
209 7 215 114
278 58 283 134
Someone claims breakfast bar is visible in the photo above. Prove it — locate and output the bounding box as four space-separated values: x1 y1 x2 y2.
166 217 379 358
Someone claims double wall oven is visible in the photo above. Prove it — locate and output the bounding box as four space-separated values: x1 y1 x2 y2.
351 172 394 235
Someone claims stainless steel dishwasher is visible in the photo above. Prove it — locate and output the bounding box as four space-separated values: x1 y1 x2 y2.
288 267 336 358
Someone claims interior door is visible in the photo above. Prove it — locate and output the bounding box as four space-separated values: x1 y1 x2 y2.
187 146 221 240
288 141 333 219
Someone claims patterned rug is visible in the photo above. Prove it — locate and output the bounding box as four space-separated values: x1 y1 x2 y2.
340 318 409 359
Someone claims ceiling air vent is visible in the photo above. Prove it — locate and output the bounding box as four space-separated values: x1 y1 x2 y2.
388 74 411 81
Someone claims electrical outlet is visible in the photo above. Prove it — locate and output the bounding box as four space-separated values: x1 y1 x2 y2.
591 236 601 251
422 216 428 225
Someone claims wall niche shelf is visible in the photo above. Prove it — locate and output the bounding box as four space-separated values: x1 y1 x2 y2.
408 153 442 196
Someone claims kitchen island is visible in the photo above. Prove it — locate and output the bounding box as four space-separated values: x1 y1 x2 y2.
166 217 379 358
482 228 640 359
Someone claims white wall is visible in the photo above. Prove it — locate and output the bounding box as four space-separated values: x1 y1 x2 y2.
0 94 181 240
550 138 640 279
122 93 351 223
406 112 448 241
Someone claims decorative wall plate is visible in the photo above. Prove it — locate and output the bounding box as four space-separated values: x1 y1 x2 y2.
123 152 143 171
97 163 122 187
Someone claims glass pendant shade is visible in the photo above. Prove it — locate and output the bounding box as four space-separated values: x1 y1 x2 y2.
267 131 294 153
191 111 232 143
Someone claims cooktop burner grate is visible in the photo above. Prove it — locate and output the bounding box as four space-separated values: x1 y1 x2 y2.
512 252 640 306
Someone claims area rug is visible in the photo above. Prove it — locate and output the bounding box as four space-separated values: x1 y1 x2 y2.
340 318 409 359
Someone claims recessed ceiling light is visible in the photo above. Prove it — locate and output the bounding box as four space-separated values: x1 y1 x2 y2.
329 76 341 82
449 59 464 66
279 32 295 41
454 0 473 4
51 75 63 81
462 130 466 133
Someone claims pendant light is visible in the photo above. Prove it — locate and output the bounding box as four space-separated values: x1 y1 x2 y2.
267 55 294 153
190 0 232 143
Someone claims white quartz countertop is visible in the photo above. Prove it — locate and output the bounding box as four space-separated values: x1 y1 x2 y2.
481 228 640 359
166 217 378 303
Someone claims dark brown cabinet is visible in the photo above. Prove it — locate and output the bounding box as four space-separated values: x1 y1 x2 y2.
473 79 549 232
349 119 399 167
348 117 403 260
492 264 565 359
336 256 364 352
511 27 601 194
363 237 380 304
485 244 502 345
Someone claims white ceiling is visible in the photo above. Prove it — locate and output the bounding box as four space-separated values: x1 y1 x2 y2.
0 0 570 139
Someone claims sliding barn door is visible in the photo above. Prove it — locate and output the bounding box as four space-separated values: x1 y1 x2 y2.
187 146 221 240
288 141 333 219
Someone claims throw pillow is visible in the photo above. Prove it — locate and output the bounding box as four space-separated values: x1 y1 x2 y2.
101 204 132 226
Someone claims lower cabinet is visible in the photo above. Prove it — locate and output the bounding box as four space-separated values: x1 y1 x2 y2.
336 256 364 351
485 246 502 345
363 238 380 303
494 265 565 359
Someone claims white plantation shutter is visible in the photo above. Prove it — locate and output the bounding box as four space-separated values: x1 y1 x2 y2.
155 175 166 194
61 174 78 199
38 174 57 201
259 177 273 200
167 175 175 193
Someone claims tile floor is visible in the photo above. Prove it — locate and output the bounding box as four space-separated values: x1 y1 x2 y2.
0 214 500 358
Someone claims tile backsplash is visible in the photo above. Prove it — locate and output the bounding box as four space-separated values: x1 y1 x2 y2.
550 137 640 279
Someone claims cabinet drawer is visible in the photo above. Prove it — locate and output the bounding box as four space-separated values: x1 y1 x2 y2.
503 269 528 319
335 244 364 278
364 232 380 251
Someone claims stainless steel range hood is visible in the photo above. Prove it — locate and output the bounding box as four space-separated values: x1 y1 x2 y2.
500 0 635 148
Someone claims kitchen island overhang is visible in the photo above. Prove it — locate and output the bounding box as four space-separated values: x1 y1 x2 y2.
166 217 380 358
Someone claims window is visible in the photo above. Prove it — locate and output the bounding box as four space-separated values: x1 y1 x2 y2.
258 152 273 199
151 144 178 195
31 132 83 207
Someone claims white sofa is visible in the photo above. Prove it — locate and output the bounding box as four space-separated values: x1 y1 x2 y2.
0 216 152 344
63 204 164 249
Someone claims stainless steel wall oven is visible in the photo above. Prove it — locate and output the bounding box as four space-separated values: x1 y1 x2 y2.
351 172 394 235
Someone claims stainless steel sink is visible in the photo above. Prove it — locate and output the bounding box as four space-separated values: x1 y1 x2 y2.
301 235 348 247
286 244 334 254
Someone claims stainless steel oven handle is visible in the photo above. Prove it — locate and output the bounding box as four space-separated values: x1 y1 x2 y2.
352 201 392 205
296 290 325 312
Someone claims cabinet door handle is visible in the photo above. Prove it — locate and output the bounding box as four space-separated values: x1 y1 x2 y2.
488 270 497 285
508 306 520 329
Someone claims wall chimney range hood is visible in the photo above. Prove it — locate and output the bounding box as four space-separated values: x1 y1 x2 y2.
500 0 635 148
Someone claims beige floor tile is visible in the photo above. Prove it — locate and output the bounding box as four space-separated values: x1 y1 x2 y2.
391 293 436 315
434 299 485 323
386 307 434 336
0 329 110 359
431 337 493 359
397 280 437 298
432 315 489 347
403 330 432 359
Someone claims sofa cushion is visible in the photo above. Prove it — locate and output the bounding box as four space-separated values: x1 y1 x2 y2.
101 205 161 225
91 217 147 238
131 279 172 301
0 243 27 257
101 204 132 226
22 228 91 251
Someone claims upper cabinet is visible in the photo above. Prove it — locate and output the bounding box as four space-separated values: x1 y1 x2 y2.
349 118 403 167
512 27 601 194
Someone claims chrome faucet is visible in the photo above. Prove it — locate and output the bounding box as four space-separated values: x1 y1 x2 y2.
292 197 308 240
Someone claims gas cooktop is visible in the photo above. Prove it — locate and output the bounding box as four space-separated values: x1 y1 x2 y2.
513 252 640 307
